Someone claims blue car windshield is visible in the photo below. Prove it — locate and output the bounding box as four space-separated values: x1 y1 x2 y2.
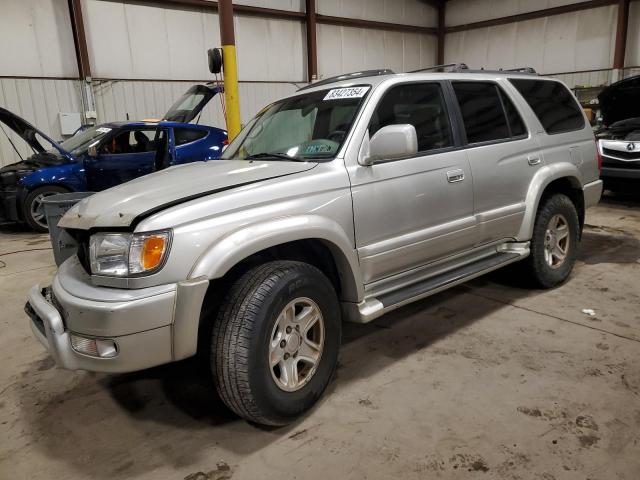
56 126 113 155
221 85 371 161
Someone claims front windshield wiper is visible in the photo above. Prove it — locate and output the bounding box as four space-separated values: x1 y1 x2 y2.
245 152 306 162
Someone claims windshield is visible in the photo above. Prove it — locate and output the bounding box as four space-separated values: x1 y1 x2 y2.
222 85 371 161
57 126 112 155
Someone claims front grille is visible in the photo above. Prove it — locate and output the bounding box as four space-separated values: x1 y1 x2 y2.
602 148 640 161
602 157 640 169
24 302 46 337
76 240 91 274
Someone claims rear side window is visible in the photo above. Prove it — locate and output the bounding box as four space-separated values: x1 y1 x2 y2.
370 82 453 153
509 79 584 134
452 82 510 143
174 128 207 146
499 89 527 137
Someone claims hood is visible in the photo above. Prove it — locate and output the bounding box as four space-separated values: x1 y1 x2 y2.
598 75 640 127
0 107 69 157
162 84 223 123
59 160 316 229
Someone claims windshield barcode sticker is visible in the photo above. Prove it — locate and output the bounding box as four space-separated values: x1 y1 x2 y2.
324 86 370 100
96 127 112 133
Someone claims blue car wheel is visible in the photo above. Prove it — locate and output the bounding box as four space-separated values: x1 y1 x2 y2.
23 185 69 232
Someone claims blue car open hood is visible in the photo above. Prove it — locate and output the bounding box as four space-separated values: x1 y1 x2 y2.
0 107 71 159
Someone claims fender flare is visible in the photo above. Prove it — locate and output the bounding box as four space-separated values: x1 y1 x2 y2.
517 162 583 240
189 214 364 302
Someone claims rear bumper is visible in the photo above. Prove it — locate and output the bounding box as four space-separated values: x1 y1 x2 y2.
25 258 209 373
583 179 603 209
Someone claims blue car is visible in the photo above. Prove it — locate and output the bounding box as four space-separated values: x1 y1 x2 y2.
0 84 226 231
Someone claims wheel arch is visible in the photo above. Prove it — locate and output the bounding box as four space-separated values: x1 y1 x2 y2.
517 164 585 241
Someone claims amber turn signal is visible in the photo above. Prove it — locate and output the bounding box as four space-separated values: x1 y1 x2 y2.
141 236 167 270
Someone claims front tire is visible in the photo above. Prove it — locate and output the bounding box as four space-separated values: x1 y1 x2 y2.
522 193 580 288
211 261 341 426
23 185 69 232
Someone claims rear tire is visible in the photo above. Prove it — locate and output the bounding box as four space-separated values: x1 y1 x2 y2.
522 193 579 288
211 261 341 426
23 185 69 232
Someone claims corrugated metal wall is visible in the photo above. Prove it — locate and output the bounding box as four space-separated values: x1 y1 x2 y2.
317 0 437 26
0 79 82 166
0 0 78 78
444 4 618 75
317 25 436 78
93 79 299 127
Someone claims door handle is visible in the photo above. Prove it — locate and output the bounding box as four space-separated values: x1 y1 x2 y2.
527 155 541 166
446 169 465 183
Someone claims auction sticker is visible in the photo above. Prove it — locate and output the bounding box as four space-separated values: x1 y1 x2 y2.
96 127 112 133
324 86 370 100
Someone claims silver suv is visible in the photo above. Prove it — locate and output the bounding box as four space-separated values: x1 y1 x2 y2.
26 68 603 425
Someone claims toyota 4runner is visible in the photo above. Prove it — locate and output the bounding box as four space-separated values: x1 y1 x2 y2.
25 67 602 426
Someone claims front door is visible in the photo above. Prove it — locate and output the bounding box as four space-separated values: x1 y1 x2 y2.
348 82 476 284
85 128 165 191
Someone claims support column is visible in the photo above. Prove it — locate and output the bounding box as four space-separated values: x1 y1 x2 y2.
612 0 630 82
305 0 318 83
68 0 96 125
218 0 242 140
437 0 445 65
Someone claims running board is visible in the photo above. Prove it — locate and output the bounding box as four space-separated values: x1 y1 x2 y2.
351 246 528 323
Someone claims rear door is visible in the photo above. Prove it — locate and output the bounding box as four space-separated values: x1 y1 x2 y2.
85 127 165 191
173 127 210 165
349 81 476 284
450 80 541 244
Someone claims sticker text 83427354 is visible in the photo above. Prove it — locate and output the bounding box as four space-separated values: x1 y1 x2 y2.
324 86 370 101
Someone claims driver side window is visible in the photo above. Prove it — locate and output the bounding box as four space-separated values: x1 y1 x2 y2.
100 129 156 155
370 83 453 153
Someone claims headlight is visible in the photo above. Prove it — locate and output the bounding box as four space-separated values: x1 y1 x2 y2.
89 230 171 277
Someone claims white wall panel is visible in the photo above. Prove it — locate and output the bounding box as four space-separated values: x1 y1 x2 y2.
236 0 304 11
446 0 600 27
317 24 436 78
444 6 617 74
0 79 82 166
626 2 640 66
0 0 78 78
316 0 437 27
82 0 304 82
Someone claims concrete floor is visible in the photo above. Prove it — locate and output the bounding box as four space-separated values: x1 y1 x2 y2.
1 194 639 480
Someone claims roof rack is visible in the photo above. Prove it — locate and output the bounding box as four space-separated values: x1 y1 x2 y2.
503 67 537 74
409 63 469 73
298 69 395 91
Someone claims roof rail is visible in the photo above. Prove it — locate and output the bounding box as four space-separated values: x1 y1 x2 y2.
298 69 395 91
503 67 537 74
408 63 469 73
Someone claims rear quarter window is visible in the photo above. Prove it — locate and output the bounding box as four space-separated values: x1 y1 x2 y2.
509 79 584 134
174 128 208 146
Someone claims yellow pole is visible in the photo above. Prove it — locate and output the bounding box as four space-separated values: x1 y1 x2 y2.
218 0 241 140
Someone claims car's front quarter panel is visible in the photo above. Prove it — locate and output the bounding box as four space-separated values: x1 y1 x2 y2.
126 161 362 300
20 161 86 192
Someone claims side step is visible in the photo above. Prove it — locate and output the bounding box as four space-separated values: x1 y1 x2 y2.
354 248 527 323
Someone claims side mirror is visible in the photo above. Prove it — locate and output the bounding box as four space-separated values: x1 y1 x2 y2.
359 124 418 166
87 145 98 158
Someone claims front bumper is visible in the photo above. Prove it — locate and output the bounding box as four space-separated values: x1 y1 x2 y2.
0 188 20 222
601 166 640 180
25 257 209 373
